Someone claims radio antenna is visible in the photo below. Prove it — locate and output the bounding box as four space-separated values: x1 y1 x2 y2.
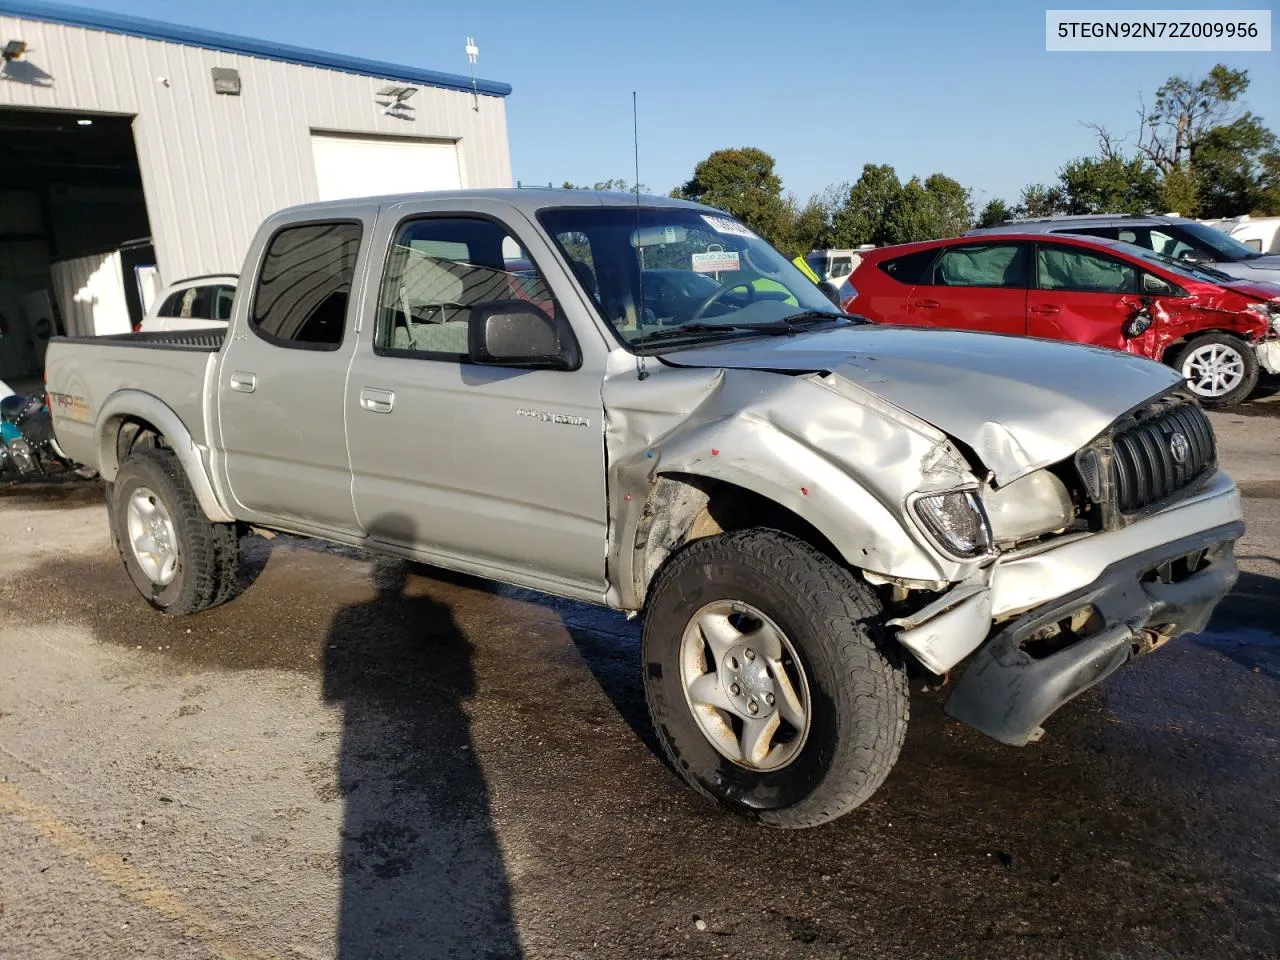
633 90 649 380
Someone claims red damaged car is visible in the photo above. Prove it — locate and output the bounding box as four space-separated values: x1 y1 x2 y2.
840 232 1280 406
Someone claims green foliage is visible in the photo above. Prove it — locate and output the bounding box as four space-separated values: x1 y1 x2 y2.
673 147 788 241
561 178 648 195
976 198 1013 228
1055 155 1161 214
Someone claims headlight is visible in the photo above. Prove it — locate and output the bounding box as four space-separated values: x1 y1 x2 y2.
982 469 1074 545
1246 301 1280 334
912 489 992 560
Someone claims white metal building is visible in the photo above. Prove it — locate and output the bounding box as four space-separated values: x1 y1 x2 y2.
0 0 513 378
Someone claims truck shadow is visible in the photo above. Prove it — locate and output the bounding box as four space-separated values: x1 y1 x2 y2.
321 515 522 960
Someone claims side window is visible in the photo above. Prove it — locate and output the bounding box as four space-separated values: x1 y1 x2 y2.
186 286 216 320
251 222 361 350
213 285 235 321
1037 245 1137 293
1142 272 1181 296
1147 229 1197 260
157 291 187 317
829 257 853 278
376 217 559 360
930 244 1026 288
1061 227 1121 241
878 248 937 284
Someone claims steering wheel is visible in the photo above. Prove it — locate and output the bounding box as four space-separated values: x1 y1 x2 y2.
690 278 755 322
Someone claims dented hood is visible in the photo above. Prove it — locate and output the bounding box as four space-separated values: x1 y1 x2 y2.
663 325 1182 484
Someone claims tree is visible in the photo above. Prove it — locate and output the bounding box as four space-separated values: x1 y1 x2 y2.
827 165 973 246
1055 155 1162 214
673 147 787 241
829 164 902 247
1015 183 1065 218
1191 117 1280 216
776 193 831 258
1076 64 1280 216
561 178 648 195
1137 65 1251 174
976 197 1013 228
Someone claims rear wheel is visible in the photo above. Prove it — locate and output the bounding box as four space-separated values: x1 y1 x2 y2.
112 447 240 615
642 529 909 828
1172 333 1258 407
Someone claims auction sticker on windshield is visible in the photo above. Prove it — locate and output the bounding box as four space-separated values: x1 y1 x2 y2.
701 215 756 238
692 250 741 273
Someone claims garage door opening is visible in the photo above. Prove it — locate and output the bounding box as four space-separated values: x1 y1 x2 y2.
0 109 154 382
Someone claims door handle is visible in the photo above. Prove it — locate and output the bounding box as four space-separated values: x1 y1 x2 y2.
1029 304 1061 316
229 371 257 393
359 387 395 414
913 299 940 309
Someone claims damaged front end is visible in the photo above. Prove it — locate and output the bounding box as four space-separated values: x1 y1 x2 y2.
894 390 1244 745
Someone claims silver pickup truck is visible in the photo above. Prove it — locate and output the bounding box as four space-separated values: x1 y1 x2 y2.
45 190 1244 827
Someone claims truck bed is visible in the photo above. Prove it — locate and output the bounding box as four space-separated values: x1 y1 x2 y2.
45 331 223 470
51 329 226 352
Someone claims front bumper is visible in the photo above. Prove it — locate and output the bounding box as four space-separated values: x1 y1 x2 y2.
944 521 1243 745
1257 339 1280 376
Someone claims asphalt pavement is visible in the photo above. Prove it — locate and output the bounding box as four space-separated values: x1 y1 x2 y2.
1 396 1278 960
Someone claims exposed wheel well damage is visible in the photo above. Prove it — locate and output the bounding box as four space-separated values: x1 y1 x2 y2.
632 474 842 607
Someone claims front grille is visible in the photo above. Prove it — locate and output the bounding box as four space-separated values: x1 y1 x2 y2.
1111 402 1214 513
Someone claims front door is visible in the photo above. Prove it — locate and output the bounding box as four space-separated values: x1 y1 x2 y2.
907 241 1029 334
1027 242 1144 351
344 202 608 595
217 216 373 534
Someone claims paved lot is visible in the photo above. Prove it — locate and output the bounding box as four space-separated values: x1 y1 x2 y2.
1 395 1278 960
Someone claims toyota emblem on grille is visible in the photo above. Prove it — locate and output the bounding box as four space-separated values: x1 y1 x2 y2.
1169 432 1190 464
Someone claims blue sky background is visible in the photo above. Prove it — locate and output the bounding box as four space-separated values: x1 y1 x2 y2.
77 0 1279 206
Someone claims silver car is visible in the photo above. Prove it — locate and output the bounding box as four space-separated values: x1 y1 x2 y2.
969 213 1280 284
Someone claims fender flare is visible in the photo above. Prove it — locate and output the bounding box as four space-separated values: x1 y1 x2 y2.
95 390 235 523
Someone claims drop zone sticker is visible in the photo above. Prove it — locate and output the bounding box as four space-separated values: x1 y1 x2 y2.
692 250 741 273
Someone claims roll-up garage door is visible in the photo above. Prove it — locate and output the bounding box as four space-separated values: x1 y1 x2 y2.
310 134 463 201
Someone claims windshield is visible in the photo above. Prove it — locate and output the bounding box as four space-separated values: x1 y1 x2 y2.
538 206 838 349
1178 221 1262 261
1133 246 1235 284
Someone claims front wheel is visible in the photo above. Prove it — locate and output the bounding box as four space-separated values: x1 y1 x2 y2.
642 529 909 828
1172 333 1258 407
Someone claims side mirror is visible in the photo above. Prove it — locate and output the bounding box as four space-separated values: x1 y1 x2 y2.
468 300 575 369
1178 250 1207 264
818 280 842 306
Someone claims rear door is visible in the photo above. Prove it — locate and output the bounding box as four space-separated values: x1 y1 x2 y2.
216 213 375 534
1027 242 1141 350
906 241 1029 334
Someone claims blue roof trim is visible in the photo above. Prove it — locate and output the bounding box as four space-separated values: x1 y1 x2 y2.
0 0 512 96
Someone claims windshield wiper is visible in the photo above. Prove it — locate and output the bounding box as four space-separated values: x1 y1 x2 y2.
630 322 799 347
779 309 867 325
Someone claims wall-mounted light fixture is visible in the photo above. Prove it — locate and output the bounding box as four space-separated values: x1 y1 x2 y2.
375 85 417 118
211 67 241 96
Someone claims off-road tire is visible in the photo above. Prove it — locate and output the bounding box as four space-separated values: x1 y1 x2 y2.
642 529 909 828
112 447 240 616
1170 333 1259 407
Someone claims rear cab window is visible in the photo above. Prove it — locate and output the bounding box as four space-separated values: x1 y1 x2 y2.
250 222 362 350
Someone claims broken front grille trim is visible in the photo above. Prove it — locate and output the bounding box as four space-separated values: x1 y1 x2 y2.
1074 392 1217 529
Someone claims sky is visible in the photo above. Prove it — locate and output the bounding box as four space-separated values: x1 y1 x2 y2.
68 0 1280 207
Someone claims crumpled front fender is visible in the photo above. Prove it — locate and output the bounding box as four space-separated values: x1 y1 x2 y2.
602 356 978 609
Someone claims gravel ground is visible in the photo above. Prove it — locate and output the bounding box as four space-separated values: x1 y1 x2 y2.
1 397 1278 960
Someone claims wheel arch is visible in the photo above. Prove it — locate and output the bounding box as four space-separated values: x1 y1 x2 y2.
95 390 234 523
622 470 945 611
